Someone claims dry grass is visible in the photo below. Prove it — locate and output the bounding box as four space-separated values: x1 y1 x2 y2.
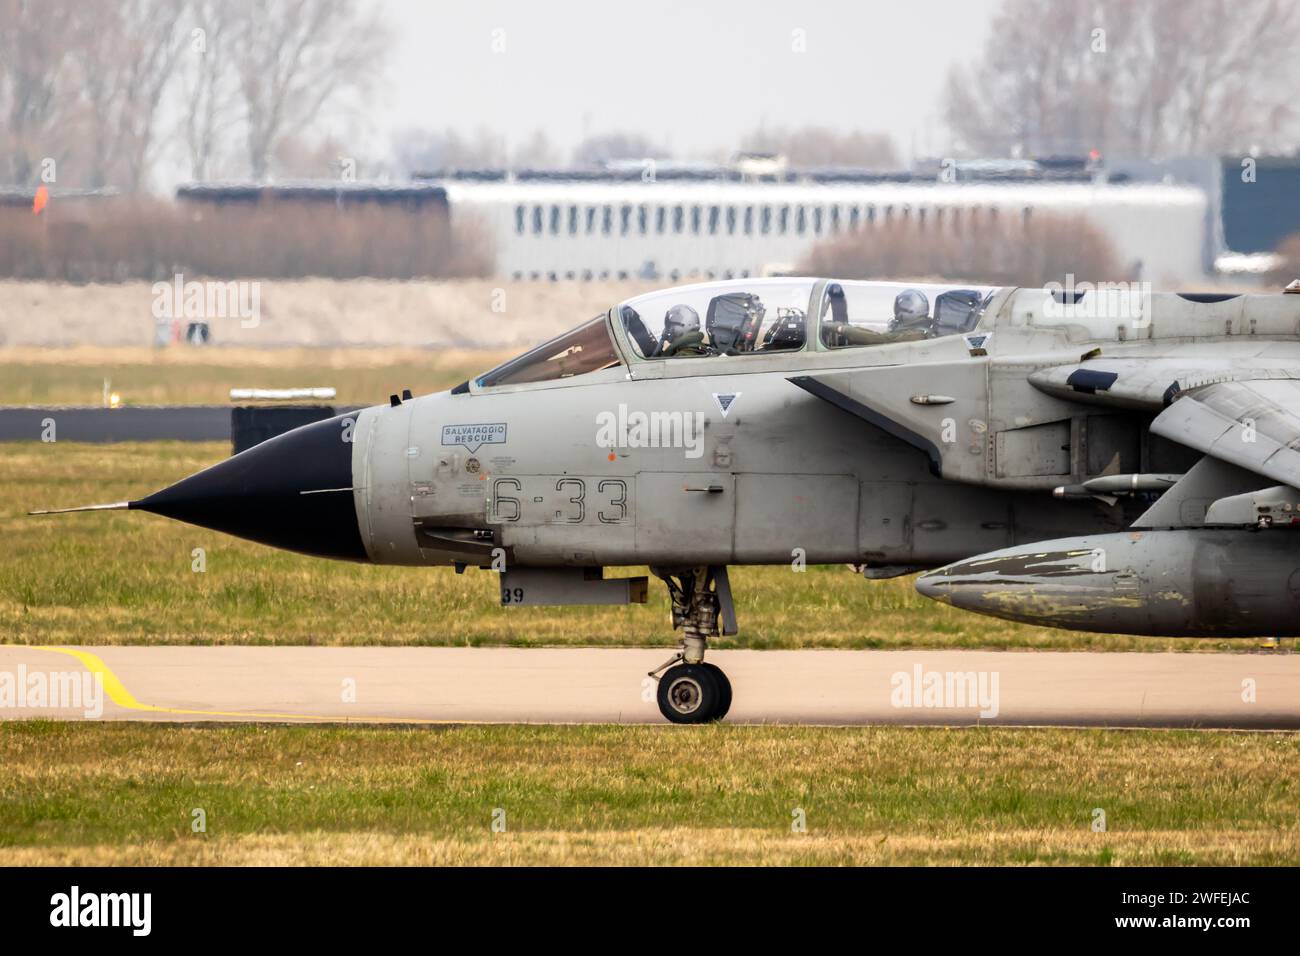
1 723 1295 865
6 828 1296 866
0 278 654 350
0 347 510 406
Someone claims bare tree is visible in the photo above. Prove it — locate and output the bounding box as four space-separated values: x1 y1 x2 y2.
945 0 1300 158
1132 0 1298 153
179 0 240 181
942 0 1111 157
0 0 83 184
229 0 390 180
72 0 191 190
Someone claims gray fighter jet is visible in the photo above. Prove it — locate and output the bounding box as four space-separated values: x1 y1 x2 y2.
35 277 1300 723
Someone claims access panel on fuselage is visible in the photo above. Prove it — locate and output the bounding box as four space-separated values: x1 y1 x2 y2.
859 480 912 561
733 474 859 563
634 472 735 564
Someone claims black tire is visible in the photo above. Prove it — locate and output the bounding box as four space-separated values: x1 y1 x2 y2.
701 663 732 721
657 663 722 724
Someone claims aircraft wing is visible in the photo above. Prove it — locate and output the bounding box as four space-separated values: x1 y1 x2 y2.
1030 358 1300 487
1148 378 1300 489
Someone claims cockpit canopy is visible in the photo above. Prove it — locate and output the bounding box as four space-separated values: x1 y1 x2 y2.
472 278 1000 390
618 278 997 359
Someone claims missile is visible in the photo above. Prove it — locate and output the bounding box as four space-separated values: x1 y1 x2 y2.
915 529 1300 637
1052 473 1181 499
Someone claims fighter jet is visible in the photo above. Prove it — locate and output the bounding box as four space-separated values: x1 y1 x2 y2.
34 277 1300 723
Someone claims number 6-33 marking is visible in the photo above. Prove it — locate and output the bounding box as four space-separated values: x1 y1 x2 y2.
490 476 630 525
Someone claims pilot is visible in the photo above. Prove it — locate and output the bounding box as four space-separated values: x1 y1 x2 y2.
888 289 932 339
657 304 710 357
823 287 931 347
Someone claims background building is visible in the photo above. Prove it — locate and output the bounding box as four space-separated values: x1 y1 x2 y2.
422 163 1208 285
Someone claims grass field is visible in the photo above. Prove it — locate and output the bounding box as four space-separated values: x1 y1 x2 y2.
0 346 510 406
0 439 1267 651
0 723 1294 865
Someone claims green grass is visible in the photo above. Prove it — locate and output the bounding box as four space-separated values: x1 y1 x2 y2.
1 723 1295 865
0 440 1269 650
0 347 506 406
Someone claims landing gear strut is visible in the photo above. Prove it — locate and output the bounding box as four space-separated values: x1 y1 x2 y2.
648 566 736 723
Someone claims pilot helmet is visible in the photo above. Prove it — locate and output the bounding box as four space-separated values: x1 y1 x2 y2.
663 304 701 340
890 289 930 333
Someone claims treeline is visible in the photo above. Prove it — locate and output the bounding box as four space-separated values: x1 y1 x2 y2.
1 0 388 190
946 0 1300 158
0 199 491 281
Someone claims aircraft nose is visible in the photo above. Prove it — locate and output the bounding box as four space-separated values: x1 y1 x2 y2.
132 412 367 561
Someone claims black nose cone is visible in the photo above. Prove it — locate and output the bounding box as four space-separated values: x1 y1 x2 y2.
133 412 367 561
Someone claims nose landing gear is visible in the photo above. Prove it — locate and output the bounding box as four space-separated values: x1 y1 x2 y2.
648 566 737 723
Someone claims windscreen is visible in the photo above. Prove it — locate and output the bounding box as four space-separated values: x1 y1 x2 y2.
476 317 620 388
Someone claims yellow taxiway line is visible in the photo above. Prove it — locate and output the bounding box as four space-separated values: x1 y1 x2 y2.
32 646 488 725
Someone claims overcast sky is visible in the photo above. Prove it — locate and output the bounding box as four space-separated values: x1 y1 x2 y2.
374 0 1004 164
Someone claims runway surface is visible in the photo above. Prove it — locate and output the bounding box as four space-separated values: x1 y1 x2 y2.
1 645 1297 728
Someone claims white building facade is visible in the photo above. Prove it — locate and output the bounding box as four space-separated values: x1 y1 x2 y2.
438 178 1210 286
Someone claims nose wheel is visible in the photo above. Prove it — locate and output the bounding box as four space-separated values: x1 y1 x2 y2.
656 661 733 724
649 565 737 724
